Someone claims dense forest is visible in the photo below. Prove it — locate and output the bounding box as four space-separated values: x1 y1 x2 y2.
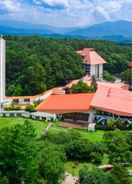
5 36 132 96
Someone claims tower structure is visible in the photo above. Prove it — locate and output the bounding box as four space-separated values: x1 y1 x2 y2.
0 36 5 110
77 48 106 80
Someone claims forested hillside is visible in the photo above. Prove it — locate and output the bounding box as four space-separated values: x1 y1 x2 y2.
6 36 132 96
6 36 84 96
64 39 132 74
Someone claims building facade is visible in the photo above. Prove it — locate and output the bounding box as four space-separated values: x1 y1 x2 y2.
77 48 106 80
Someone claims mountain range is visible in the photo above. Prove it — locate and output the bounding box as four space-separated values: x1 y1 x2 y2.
1 20 132 42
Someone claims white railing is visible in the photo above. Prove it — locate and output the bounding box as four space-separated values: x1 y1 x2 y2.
0 110 57 121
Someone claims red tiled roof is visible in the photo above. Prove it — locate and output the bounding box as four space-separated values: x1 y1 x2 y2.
91 83 132 117
37 93 94 114
77 48 106 65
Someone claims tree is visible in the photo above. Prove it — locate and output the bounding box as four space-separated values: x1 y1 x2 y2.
6 36 84 96
111 164 130 184
79 165 130 184
79 166 112 184
103 131 131 164
6 36 132 96
103 71 116 82
0 121 39 184
66 138 103 164
0 174 9 184
71 80 96 93
121 68 132 90
38 142 65 184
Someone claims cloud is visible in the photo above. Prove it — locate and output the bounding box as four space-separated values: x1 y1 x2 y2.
34 0 69 8
0 0 21 12
0 0 132 27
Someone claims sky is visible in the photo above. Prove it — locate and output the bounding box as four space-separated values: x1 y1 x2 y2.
0 0 132 28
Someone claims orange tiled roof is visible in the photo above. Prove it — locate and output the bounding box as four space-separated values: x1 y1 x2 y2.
91 83 132 117
36 93 94 114
77 48 106 65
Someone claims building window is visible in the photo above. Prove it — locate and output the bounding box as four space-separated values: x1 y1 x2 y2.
24 98 30 102
97 65 100 78
13 99 19 104
84 64 91 74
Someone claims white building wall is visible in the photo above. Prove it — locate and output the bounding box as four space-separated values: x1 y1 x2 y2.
90 65 96 76
0 37 5 104
90 64 103 80
99 64 103 80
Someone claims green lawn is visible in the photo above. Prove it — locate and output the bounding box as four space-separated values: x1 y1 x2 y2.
0 117 131 143
0 117 104 142
0 117 48 136
76 129 104 142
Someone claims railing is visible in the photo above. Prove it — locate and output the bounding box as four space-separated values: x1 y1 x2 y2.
0 110 57 121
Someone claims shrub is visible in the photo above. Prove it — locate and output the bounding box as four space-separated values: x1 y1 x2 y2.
103 131 131 164
121 68 132 87
66 139 104 164
25 104 36 112
45 129 81 146
107 118 117 130
71 80 96 93
46 130 104 164
79 164 130 184
96 117 132 131
79 166 112 184
111 164 130 184
103 71 116 82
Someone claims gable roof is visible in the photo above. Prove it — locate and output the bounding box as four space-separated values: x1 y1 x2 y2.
77 48 106 65
91 83 132 117
36 93 94 114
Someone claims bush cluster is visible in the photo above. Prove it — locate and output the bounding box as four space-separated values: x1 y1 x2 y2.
96 118 132 130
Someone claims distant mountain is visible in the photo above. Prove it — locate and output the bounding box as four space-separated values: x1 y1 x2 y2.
0 22 54 35
1 20 132 42
101 35 132 43
68 20 132 42
0 20 73 36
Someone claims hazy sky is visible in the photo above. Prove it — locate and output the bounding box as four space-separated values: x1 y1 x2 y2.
0 0 132 27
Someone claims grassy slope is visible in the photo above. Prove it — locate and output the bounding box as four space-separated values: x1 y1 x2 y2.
0 117 104 142
1 117 131 178
0 117 105 176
